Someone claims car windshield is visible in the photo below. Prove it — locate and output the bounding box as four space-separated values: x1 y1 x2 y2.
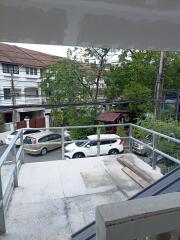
11 130 18 135
75 138 89 147
144 135 152 141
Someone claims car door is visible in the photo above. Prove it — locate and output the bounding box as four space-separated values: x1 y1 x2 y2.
38 136 49 150
84 140 97 156
47 134 62 150
99 140 111 155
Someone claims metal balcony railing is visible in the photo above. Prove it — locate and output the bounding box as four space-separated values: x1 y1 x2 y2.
0 123 179 234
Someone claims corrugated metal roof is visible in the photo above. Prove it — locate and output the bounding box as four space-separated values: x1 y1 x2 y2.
71 165 180 240
0 43 57 68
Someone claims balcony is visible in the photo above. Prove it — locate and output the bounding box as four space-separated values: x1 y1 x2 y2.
24 96 42 104
0 96 42 106
0 124 179 239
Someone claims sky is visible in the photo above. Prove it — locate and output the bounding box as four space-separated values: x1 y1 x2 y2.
6 42 71 58
6 42 119 63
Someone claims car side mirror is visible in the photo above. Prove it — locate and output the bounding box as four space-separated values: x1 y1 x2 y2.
86 145 91 148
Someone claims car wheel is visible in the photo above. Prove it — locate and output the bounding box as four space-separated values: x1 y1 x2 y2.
108 149 119 155
41 148 47 156
73 152 85 158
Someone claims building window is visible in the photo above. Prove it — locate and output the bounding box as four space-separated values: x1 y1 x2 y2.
26 68 29 75
35 89 39 97
34 68 37 75
4 88 11 99
2 64 19 74
15 88 21 97
3 88 21 99
26 67 38 75
30 68 34 75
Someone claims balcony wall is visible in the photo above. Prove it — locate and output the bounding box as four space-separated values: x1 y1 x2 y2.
96 192 180 240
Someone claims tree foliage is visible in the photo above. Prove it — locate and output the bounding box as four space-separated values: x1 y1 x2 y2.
41 48 180 132
134 119 180 160
41 47 117 130
69 47 117 100
105 50 159 98
41 58 94 104
105 50 180 113
122 82 152 112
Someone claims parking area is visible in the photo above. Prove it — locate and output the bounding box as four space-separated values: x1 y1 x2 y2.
0 145 62 163
0 144 152 166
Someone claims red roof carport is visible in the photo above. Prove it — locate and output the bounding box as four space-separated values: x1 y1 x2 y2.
96 112 122 123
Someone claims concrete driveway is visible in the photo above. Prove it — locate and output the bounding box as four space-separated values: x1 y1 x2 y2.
0 145 62 163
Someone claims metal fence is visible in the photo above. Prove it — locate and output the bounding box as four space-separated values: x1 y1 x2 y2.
0 123 180 234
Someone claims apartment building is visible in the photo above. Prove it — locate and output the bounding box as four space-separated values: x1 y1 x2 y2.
0 43 56 128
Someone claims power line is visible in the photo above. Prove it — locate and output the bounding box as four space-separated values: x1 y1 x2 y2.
0 98 154 110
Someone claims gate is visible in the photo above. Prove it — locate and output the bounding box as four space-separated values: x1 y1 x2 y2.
16 118 45 129
16 121 26 129
34 117 45 128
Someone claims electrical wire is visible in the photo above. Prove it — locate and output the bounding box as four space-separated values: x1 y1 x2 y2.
0 97 155 110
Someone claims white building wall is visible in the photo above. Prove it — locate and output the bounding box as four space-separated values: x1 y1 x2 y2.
0 63 43 106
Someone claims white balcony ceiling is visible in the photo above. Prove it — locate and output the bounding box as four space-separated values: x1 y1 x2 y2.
0 0 180 50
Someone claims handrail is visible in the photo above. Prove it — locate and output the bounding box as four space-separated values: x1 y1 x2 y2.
21 123 130 131
19 123 180 164
20 123 179 144
0 129 23 168
131 124 180 144
131 136 180 165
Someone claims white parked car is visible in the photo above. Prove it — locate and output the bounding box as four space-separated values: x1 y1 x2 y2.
5 129 42 146
65 134 124 159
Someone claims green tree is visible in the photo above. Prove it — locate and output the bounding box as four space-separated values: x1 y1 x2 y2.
41 58 94 105
122 82 152 112
134 119 180 160
69 47 117 100
41 47 118 130
105 50 160 99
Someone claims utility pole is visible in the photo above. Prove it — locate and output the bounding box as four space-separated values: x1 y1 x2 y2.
10 65 23 130
175 91 180 121
10 69 17 129
154 51 166 120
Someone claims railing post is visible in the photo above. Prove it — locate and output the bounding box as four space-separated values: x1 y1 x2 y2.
129 124 133 153
0 168 6 234
12 145 18 188
61 128 65 160
152 133 157 170
20 130 24 164
97 127 100 156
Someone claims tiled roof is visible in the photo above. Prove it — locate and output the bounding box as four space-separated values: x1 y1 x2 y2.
0 43 58 68
71 165 180 240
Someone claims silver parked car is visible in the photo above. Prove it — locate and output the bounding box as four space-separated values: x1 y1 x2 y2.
132 135 152 156
24 131 71 155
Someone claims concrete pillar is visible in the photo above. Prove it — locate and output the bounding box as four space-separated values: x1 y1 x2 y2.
45 115 50 128
16 112 20 122
10 122 14 132
24 119 30 128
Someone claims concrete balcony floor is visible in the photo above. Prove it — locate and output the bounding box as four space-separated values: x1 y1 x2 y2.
1 154 162 240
